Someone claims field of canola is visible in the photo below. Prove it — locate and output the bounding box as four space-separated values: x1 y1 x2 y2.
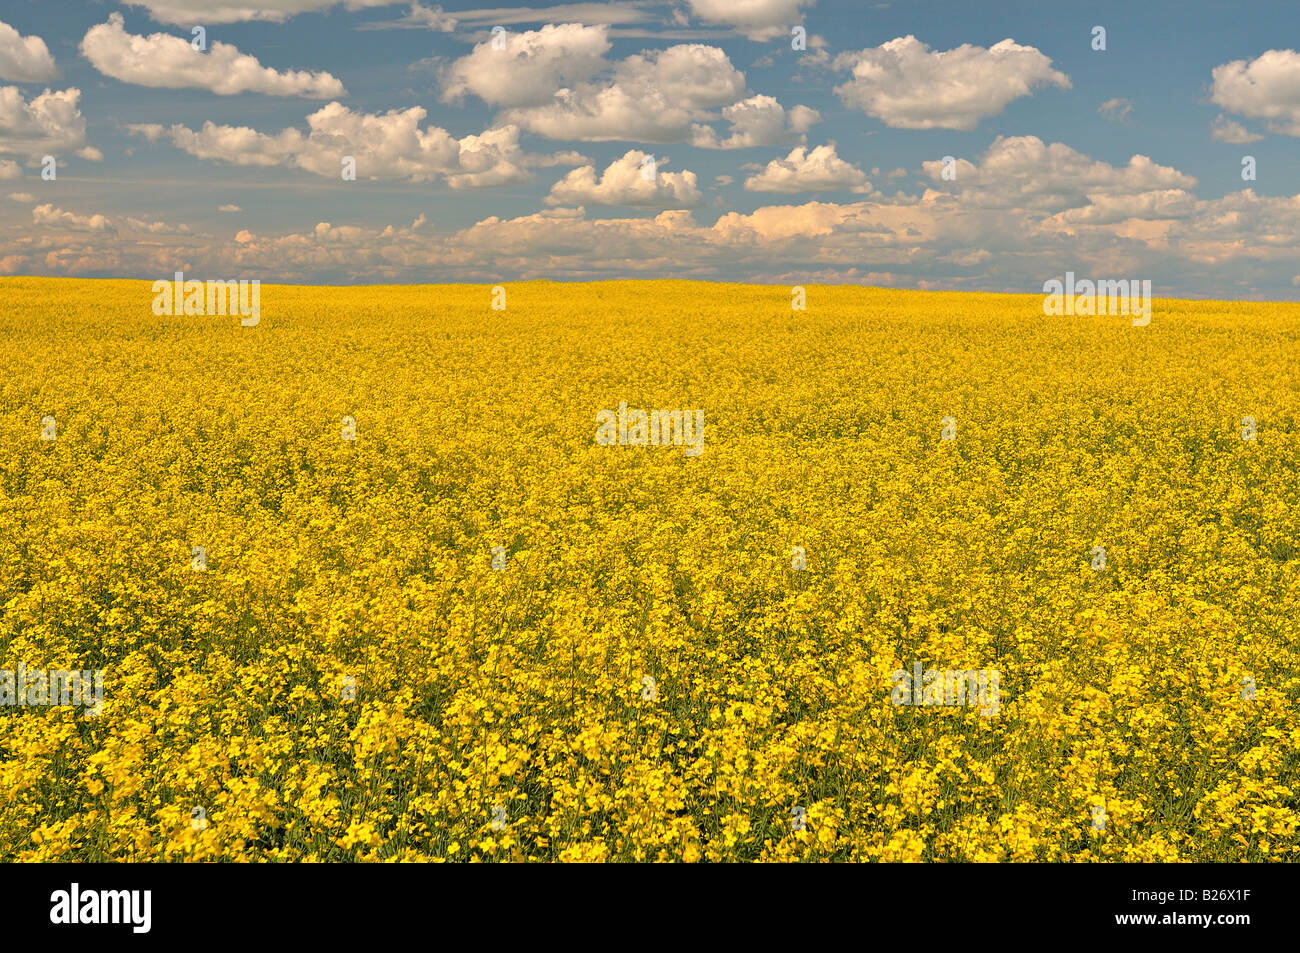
1 276 1297 862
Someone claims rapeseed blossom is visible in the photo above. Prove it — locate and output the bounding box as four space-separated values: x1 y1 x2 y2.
1 278 1296 862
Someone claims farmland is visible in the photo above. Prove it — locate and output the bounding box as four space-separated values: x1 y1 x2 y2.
1 277 1297 861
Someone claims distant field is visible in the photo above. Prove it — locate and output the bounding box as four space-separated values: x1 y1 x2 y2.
1 277 1297 861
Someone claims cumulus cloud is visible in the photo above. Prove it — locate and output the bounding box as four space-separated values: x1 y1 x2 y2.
29 202 193 236
1043 189 1199 227
834 35 1070 130
130 104 585 186
81 14 345 98
1164 190 1300 274
920 136 1196 213
499 42 748 143
11 187 1300 298
744 143 872 193
8 189 33 200
442 27 814 147
218 204 242 212
686 0 816 40
10 133 1300 299
440 23 611 107
690 94 818 148
1210 114 1264 144
0 86 89 160
32 203 115 233
0 158 20 179
1211 49 1300 136
545 149 702 207
0 19 58 82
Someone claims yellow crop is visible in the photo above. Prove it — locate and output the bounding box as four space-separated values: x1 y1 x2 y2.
1 276 1297 862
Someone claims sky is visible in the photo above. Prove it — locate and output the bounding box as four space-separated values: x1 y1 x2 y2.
1 0 1298 297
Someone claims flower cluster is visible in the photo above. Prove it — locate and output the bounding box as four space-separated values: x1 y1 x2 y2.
1 278 1296 861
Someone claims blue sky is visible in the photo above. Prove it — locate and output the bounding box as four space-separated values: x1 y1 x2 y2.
1 0 1298 296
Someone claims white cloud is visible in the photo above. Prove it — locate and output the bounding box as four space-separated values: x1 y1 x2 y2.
1044 189 1199 227
0 19 58 82
0 158 20 179
367 3 458 30
10 187 1300 299
123 217 192 234
28 202 193 237
1098 98 1132 123
131 104 584 185
0 86 89 160
10 135 1300 299
33 203 115 232
686 0 816 40
500 42 747 142
122 1 393 26
834 35 1070 130
82 14 345 98
218 204 242 212
366 3 662 32
8 190 33 200
440 23 611 107
920 136 1196 213
1211 49 1300 136
127 123 166 143
1210 114 1264 144
690 94 818 148
744 143 872 193
618 43 748 107
1165 190 1300 268
545 149 702 207
444 28 815 147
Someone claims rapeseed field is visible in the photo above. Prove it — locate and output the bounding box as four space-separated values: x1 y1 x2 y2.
1 277 1297 862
